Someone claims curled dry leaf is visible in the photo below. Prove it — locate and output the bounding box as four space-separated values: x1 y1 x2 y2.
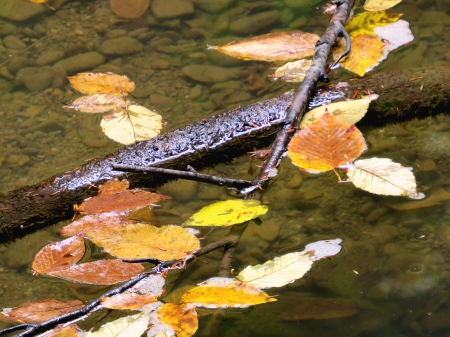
101 105 163 145
64 94 130 113
67 72 135 95
101 293 158 310
32 235 85 276
48 259 144 285
157 303 198 337
208 31 320 62
300 95 378 128
110 0 150 18
0 299 84 324
181 277 276 308
270 59 312 83
363 0 402 11
89 224 200 261
288 113 366 172
182 199 268 227
346 157 422 198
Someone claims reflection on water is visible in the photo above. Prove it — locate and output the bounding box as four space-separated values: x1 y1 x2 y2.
1 0 450 335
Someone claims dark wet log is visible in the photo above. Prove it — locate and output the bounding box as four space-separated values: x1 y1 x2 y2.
0 65 449 243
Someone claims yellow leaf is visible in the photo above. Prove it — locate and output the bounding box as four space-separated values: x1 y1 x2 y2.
287 113 366 172
363 0 402 11
181 278 276 308
26 0 48 3
270 59 312 83
300 95 378 128
333 34 385 77
67 72 135 95
208 31 320 62
65 94 130 113
345 11 402 37
157 303 198 337
101 105 163 145
39 324 81 337
346 157 423 198
182 200 268 227
88 224 200 261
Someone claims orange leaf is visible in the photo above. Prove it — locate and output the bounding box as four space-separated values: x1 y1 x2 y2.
39 324 81 337
48 259 144 285
157 303 198 337
100 293 158 310
208 31 320 62
77 189 171 214
0 299 84 324
288 113 366 172
59 212 131 237
32 235 85 276
67 72 135 95
99 179 130 194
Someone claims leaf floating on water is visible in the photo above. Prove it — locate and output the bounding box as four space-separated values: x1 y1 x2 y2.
346 157 422 197
270 59 312 83
100 105 163 145
67 72 135 95
48 259 144 285
237 239 342 289
32 235 85 276
26 0 48 3
374 20 414 60
182 200 268 227
64 94 130 113
89 224 200 261
288 113 366 172
300 95 378 128
344 11 402 37
86 311 151 337
98 179 130 194
208 31 320 62
363 0 402 11
59 212 131 237
157 303 198 337
39 324 81 337
101 293 158 310
181 277 276 308
0 299 84 324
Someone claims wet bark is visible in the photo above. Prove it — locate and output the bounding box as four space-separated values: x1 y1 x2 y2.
0 65 449 243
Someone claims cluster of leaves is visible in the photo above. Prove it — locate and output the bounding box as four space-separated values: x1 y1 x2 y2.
0 180 342 336
65 72 163 145
209 0 411 79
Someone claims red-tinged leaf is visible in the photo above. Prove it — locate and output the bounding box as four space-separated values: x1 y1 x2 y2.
32 235 85 276
48 259 144 285
0 299 84 324
58 212 131 237
39 324 81 337
77 190 171 215
288 113 366 172
100 293 158 310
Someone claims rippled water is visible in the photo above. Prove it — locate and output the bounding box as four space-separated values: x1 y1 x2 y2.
1 0 450 335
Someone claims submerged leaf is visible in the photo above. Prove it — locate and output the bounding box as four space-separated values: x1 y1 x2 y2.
86 311 150 337
89 224 200 261
65 94 130 113
288 113 366 172
67 72 135 95
157 303 198 337
346 157 421 197
181 277 276 308
101 105 163 145
48 259 144 285
32 235 85 275
208 31 320 62
0 299 84 324
270 59 312 82
300 95 378 128
182 200 268 227
363 0 402 11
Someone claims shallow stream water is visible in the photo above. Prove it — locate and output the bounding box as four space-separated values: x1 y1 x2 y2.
1 0 450 336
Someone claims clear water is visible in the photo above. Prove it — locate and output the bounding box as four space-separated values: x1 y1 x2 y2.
1 0 450 335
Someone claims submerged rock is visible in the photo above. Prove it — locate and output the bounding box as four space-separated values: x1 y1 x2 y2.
0 0 45 21
230 10 279 35
3 35 26 49
53 51 105 76
182 64 244 83
193 0 236 12
151 0 194 19
97 37 143 56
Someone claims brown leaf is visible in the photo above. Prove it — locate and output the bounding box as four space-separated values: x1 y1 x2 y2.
0 299 84 324
77 190 171 215
59 213 131 237
100 293 158 310
67 72 135 95
48 259 144 285
65 94 130 113
157 303 198 337
32 235 85 276
39 324 81 337
110 0 150 18
99 179 130 194
89 224 200 261
208 31 320 62
288 113 366 172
